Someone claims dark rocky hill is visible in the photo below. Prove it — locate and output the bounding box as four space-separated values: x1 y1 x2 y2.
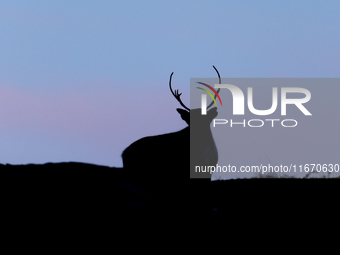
3 162 339 249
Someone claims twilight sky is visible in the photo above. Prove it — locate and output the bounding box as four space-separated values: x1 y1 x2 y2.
0 0 339 169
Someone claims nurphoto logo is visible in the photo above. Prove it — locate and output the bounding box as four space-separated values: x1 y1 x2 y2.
198 82 312 128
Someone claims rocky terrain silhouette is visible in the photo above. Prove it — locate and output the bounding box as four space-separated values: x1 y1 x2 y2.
5 161 339 249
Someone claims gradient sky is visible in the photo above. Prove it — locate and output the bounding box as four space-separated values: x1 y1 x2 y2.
0 0 339 168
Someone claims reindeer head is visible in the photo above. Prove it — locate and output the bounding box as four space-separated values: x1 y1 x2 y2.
169 66 221 126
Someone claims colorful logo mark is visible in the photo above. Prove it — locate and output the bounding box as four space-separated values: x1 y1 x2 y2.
196 82 222 106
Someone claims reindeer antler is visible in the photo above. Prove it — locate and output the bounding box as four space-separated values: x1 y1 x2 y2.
207 65 221 110
169 72 190 111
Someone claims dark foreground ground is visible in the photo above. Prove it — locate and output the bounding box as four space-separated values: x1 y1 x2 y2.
3 162 339 249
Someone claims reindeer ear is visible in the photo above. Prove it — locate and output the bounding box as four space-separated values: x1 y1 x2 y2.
176 108 190 124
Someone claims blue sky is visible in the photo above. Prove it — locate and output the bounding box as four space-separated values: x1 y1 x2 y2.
0 0 339 167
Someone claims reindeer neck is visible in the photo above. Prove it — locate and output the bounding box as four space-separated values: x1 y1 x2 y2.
190 124 213 132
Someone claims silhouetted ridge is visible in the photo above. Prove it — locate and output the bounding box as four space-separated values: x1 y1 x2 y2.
4 162 339 248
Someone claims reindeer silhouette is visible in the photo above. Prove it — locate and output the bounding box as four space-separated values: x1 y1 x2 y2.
121 66 221 201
